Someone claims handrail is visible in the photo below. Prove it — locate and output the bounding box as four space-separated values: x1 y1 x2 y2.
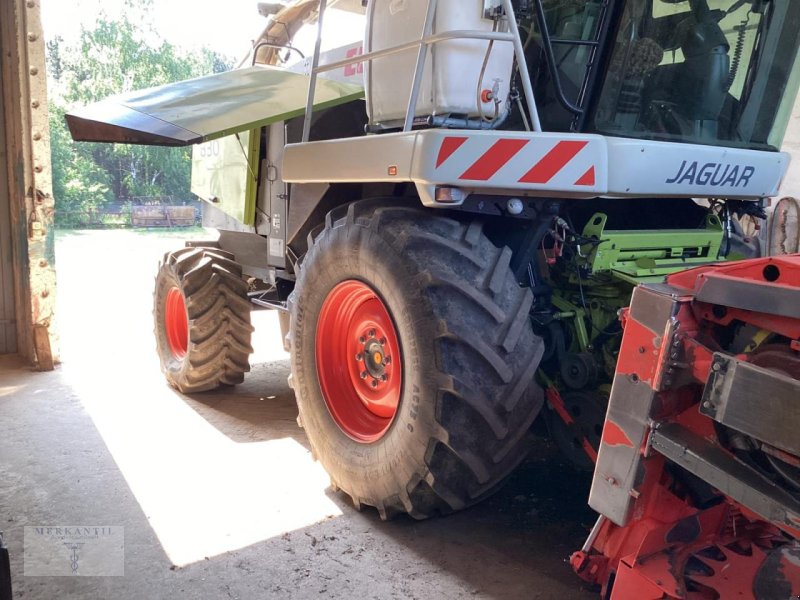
504 0 541 131
316 30 517 74
302 0 328 143
301 0 542 142
404 0 438 132
251 41 305 66
532 0 583 116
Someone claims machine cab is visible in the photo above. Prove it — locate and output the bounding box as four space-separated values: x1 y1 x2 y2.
526 0 800 150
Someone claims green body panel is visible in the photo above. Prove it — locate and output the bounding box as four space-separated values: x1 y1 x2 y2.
550 281 629 381
551 294 591 351
66 67 364 147
191 129 260 226
546 213 727 388
581 213 724 280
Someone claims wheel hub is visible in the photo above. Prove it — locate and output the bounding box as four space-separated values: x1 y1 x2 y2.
164 286 188 360
361 337 388 381
316 280 402 443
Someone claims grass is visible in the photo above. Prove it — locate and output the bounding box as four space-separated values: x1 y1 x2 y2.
56 225 213 240
129 226 210 237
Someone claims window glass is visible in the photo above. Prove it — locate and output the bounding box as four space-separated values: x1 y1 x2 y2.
592 0 800 150
529 1 605 130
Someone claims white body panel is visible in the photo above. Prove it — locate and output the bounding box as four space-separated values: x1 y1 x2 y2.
284 131 789 207
604 138 788 200
364 0 514 124
288 41 367 87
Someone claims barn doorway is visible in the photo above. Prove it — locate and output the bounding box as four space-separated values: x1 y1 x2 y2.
0 82 16 355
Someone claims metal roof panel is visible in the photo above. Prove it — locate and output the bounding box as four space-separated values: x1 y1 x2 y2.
66 66 364 146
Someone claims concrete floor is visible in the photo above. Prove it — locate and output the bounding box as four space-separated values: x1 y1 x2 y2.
0 230 597 599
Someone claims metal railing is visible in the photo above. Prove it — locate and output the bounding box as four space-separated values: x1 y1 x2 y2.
251 42 306 66
301 0 542 143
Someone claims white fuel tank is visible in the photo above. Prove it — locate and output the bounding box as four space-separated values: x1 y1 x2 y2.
364 0 515 126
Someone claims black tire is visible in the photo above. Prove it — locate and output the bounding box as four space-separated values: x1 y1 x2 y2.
290 199 545 519
154 246 254 393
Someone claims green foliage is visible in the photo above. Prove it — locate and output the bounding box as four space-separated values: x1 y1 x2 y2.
49 106 114 228
48 3 233 228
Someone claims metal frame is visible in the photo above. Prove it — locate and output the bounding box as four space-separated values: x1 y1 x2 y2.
650 423 800 533
574 256 800 597
251 42 305 66
576 0 622 132
531 0 589 116
301 0 542 142
701 352 800 456
530 0 613 125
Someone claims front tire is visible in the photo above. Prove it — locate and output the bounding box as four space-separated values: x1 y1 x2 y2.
154 247 253 393
290 200 545 519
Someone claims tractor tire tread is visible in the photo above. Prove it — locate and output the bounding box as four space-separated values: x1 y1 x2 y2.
154 247 252 393
296 200 544 519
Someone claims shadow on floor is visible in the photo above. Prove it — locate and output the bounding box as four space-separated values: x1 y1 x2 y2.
209 436 599 600
175 357 599 598
177 358 310 449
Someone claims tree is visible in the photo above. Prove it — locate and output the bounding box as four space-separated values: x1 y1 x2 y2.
50 106 114 227
48 3 233 227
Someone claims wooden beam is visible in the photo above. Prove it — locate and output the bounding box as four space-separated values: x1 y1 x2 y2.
0 0 59 368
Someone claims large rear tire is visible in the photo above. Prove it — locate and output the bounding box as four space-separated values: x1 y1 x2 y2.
290 200 545 519
154 247 253 393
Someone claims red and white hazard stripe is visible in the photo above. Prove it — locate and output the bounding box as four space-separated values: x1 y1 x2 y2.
427 132 605 193
284 128 782 204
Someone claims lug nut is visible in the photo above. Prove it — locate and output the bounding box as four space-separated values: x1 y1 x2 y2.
368 329 376 338
381 375 387 382
371 379 378 388
379 337 386 345
355 353 363 361
360 371 368 379
359 336 366 344
384 356 391 365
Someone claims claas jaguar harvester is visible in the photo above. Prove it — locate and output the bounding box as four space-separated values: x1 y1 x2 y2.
67 0 800 597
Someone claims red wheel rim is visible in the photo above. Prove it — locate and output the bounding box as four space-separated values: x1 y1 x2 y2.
165 287 189 360
315 280 402 443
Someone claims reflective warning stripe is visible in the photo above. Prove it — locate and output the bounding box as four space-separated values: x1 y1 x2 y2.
436 136 468 168
575 166 596 187
435 135 596 188
518 140 588 184
460 139 529 181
